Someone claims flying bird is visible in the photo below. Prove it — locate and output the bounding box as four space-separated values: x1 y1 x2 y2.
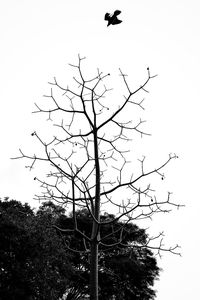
104 10 122 26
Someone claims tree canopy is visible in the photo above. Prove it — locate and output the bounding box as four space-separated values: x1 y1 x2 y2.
0 198 72 300
0 198 160 299
58 209 160 299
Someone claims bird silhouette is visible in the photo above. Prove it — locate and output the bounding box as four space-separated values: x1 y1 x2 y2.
104 10 122 26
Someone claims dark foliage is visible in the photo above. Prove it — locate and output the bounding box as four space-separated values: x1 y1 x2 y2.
57 209 160 299
0 198 72 300
0 199 159 299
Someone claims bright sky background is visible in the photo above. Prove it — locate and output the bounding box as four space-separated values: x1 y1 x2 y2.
0 0 200 299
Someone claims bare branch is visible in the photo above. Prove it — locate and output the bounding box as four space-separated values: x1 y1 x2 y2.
14 56 182 298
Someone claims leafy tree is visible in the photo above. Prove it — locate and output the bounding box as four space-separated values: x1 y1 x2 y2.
0 198 34 299
0 199 160 299
56 209 160 299
13 56 182 299
0 198 72 300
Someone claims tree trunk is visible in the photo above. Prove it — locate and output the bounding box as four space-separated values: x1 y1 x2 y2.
90 240 99 300
90 125 100 299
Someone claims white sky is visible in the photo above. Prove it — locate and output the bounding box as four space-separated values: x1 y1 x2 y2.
0 0 200 299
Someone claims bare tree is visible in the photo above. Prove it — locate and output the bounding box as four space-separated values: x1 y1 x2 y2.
13 55 182 300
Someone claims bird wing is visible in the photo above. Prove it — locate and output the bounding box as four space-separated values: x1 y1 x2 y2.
112 19 122 25
104 13 111 21
114 10 121 16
